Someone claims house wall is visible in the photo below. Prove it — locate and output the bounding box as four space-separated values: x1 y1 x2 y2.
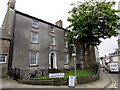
12 13 69 71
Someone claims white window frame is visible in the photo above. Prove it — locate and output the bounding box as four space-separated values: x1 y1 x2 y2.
0 54 7 63
50 36 55 45
30 51 38 66
31 32 38 43
64 54 69 64
32 21 39 29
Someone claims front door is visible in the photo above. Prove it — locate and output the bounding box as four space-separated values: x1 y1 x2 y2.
51 53 54 69
49 52 57 69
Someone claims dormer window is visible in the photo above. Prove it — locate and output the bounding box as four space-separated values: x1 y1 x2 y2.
32 20 39 29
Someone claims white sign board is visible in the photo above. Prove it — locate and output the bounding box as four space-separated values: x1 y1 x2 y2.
49 73 64 78
69 76 76 87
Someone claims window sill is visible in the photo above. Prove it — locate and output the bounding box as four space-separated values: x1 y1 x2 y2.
64 63 69 65
29 65 39 67
31 26 39 29
0 62 6 64
50 45 56 46
50 32 55 34
31 42 39 44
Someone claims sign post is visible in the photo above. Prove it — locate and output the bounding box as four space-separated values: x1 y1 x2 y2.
49 73 64 86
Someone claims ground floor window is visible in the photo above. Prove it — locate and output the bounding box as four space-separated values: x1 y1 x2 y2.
0 54 7 63
30 52 38 66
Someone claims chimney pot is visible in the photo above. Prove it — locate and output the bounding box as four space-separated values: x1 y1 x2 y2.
55 20 63 27
8 0 16 9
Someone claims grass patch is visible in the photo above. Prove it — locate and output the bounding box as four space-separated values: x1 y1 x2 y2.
31 68 94 80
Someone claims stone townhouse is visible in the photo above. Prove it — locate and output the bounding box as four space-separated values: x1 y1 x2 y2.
1 0 98 79
1 0 76 79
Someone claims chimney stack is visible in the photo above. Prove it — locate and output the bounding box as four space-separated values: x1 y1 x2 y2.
8 0 16 9
55 20 63 27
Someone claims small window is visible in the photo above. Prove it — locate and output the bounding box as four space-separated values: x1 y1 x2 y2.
32 21 39 29
65 40 68 48
0 55 7 63
65 32 67 36
64 54 69 64
31 32 38 43
50 36 55 45
30 52 38 66
51 27 55 33
80 48 83 55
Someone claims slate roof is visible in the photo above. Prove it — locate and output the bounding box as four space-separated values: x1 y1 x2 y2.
15 10 67 31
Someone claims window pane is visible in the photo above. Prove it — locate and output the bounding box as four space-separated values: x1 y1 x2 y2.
64 54 68 64
51 27 55 33
32 21 38 29
31 32 38 43
50 36 55 45
30 52 38 66
65 32 67 36
0 55 6 63
65 40 68 48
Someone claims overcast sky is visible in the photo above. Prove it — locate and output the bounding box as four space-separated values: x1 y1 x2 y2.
0 0 119 57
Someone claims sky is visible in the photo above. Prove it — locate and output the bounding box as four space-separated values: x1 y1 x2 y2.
0 0 120 57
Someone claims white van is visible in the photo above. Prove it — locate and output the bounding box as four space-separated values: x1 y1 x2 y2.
107 62 119 73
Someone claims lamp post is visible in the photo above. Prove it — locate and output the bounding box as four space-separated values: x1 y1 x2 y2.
70 44 77 86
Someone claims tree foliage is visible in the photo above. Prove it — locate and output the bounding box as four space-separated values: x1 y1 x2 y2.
67 0 120 45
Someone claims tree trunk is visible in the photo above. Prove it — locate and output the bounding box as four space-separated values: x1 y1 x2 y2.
84 45 96 68
75 42 85 69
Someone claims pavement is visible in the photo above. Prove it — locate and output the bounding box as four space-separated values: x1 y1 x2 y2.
0 68 111 89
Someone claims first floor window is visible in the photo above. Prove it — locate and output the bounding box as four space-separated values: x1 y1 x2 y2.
80 48 83 55
64 54 69 64
30 52 38 66
64 31 67 36
0 54 7 63
50 36 55 45
31 32 38 43
51 27 55 33
65 40 68 48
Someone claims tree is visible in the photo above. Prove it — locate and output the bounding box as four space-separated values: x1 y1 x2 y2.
67 0 120 68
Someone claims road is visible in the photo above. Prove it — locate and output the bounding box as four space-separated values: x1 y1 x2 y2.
107 72 120 89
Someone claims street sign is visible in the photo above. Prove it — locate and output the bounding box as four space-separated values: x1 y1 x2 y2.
49 73 64 78
69 76 76 87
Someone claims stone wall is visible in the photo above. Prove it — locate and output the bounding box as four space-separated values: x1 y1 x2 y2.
18 73 99 86
0 39 10 77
